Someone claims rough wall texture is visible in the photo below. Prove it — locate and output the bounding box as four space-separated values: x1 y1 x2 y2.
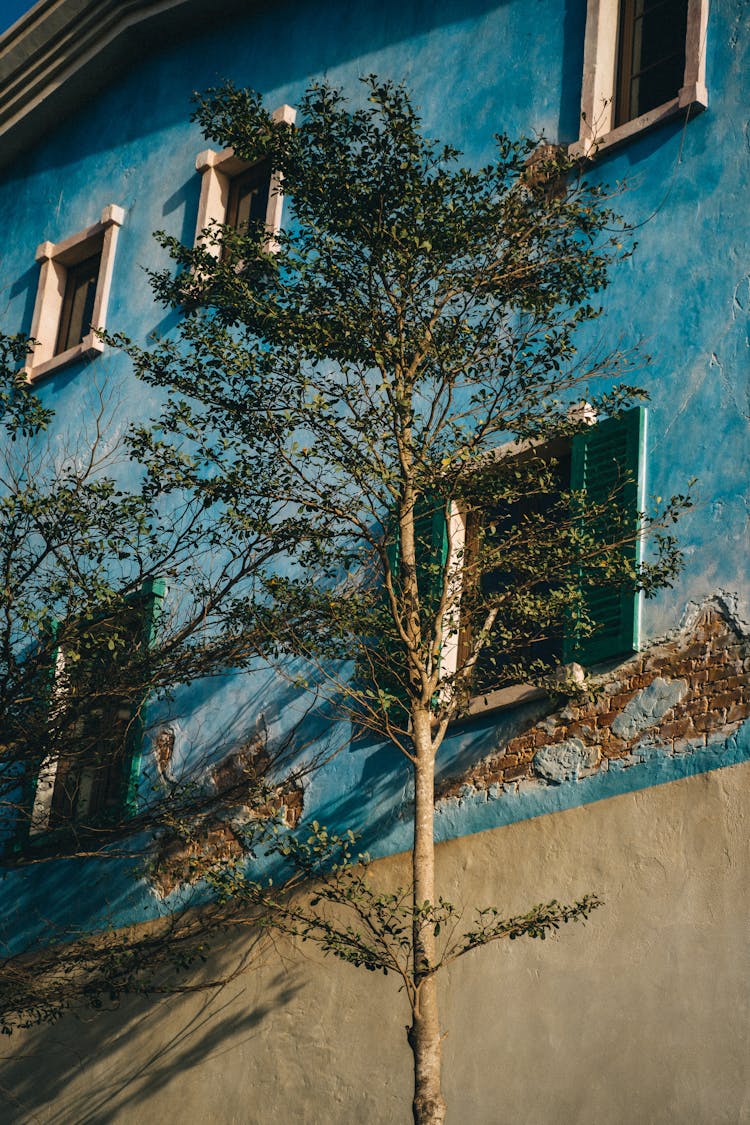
438 604 750 802
3 757 749 1124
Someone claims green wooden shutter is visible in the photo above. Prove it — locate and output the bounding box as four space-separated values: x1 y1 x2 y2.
564 406 645 665
414 494 449 617
123 577 165 814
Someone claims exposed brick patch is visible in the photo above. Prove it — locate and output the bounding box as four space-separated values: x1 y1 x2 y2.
150 733 303 898
437 605 750 803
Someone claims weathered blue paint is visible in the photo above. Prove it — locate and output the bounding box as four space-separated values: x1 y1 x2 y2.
610 676 689 740
0 0 748 948
533 737 600 783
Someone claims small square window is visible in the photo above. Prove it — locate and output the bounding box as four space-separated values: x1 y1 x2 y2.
25 204 124 382
572 0 708 157
193 104 295 256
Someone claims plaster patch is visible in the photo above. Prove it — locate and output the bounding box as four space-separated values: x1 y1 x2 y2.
533 738 600 784
610 676 688 740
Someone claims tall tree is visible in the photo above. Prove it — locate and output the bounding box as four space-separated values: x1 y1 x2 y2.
120 79 689 1123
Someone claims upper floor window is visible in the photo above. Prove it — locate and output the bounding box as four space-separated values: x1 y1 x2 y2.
224 159 272 235
572 0 708 157
194 103 296 256
25 204 124 382
615 0 689 125
55 251 101 355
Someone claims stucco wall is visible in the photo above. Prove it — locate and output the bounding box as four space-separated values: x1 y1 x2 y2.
3 757 749 1124
0 0 748 975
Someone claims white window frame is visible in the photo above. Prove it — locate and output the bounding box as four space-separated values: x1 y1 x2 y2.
194 103 296 255
25 203 125 382
570 0 709 158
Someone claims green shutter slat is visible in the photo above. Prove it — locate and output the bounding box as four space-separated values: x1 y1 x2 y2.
564 406 645 665
414 494 449 613
124 578 165 814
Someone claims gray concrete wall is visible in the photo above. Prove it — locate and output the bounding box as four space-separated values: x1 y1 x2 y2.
3 759 749 1124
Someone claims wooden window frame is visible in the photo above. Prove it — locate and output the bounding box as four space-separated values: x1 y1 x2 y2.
54 250 101 357
614 0 690 128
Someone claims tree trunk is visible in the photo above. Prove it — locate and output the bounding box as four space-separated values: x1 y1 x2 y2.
408 709 446 1125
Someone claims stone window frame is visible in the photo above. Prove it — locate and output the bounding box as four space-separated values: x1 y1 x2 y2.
25 203 125 382
193 103 296 255
570 0 709 158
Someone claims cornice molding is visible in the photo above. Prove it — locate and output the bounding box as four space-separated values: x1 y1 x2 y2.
0 0 235 163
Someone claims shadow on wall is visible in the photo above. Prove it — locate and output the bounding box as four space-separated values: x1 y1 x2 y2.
1 665 349 958
0 945 306 1125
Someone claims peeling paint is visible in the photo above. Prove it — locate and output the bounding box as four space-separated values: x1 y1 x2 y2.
610 677 689 740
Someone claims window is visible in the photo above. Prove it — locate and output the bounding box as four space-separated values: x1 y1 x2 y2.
224 160 272 236
441 408 646 708
193 103 296 255
25 204 124 382
27 581 163 841
572 0 708 157
615 0 689 127
55 251 101 356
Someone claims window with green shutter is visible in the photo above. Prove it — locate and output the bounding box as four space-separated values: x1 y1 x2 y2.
25 579 164 843
459 407 645 691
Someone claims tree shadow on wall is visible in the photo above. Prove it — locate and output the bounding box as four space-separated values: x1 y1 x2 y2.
0 937 306 1125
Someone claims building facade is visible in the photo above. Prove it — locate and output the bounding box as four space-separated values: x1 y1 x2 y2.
0 1 748 1121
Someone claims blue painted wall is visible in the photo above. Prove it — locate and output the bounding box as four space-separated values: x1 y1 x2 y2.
0 0 748 949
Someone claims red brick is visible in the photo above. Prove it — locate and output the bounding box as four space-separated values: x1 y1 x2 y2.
693 711 723 733
657 717 694 741
504 763 531 782
595 711 617 728
712 691 740 711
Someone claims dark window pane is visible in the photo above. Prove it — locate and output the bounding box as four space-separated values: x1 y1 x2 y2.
55 252 101 355
616 0 688 126
225 161 271 234
470 451 571 691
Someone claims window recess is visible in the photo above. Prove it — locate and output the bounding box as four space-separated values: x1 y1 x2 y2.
446 407 646 711
572 0 708 158
375 409 646 723
25 580 164 844
25 204 124 381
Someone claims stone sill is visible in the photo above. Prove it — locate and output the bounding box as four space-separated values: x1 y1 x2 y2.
25 333 104 383
450 683 546 727
569 84 708 160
